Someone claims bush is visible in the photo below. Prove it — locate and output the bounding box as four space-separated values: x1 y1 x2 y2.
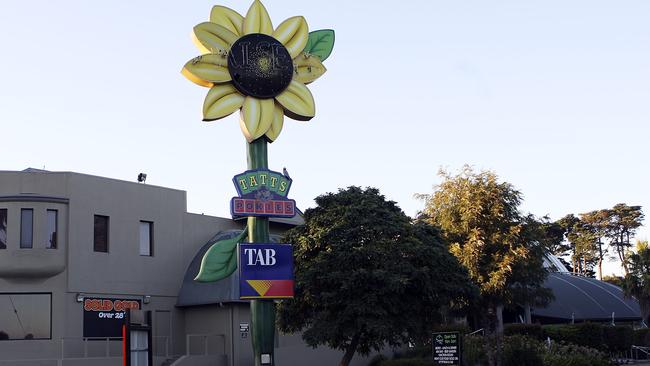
542 342 612 366
543 323 604 350
602 326 633 352
504 324 544 340
502 335 543 366
379 358 436 366
634 328 650 346
463 335 488 366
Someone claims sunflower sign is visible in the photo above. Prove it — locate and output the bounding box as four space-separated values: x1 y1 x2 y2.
183 1 334 364
182 0 334 143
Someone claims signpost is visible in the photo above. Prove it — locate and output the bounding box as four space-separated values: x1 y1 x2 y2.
432 331 461 366
182 1 335 364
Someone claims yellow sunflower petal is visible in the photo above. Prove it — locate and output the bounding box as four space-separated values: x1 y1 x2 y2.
265 103 285 142
243 0 273 36
240 97 275 142
210 5 244 36
293 52 327 85
203 84 245 121
182 54 231 87
192 22 239 55
273 16 308 59
275 81 315 121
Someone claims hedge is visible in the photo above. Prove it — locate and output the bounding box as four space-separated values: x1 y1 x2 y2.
504 324 544 340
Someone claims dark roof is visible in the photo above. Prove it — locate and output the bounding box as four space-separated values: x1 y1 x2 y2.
177 230 283 307
531 272 640 322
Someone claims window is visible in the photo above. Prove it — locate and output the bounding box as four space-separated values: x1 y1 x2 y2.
0 209 6 249
94 215 109 253
139 221 153 256
0 293 52 340
20 209 33 249
46 210 58 249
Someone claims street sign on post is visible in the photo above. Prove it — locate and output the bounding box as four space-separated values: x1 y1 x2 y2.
432 331 461 365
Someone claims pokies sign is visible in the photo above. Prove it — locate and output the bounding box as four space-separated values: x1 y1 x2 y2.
230 169 296 218
239 243 294 299
83 297 141 338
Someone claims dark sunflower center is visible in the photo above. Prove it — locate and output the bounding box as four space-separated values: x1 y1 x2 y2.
228 34 293 99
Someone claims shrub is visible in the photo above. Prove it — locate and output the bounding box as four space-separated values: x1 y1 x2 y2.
543 323 604 350
502 335 544 366
542 342 612 366
379 358 436 366
463 335 488 366
602 326 633 352
504 323 544 340
634 328 650 346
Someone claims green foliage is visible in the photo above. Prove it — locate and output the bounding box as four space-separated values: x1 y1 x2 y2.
541 323 632 352
542 342 612 366
277 187 476 366
303 29 335 61
602 326 633 352
502 335 544 366
463 335 488 366
503 323 544 340
418 166 550 331
605 204 644 274
542 323 604 350
633 328 650 346
602 275 624 287
194 228 247 282
622 240 650 323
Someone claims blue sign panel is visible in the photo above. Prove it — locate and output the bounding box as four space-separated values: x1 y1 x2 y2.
239 244 294 299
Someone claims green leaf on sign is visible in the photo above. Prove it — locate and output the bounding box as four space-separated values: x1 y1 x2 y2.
194 228 248 282
303 29 335 62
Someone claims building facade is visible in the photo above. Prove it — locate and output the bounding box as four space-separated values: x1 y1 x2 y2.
0 169 381 366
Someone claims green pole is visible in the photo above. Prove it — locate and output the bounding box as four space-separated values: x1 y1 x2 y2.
246 138 276 366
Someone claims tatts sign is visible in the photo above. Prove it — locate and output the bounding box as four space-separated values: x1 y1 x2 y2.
83 298 141 338
239 244 294 299
230 169 296 218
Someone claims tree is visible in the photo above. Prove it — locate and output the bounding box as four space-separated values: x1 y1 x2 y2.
604 204 644 275
622 240 650 324
277 187 476 366
578 210 609 280
557 214 598 277
417 167 549 334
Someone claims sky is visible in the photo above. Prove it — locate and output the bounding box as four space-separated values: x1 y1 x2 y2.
0 0 648 276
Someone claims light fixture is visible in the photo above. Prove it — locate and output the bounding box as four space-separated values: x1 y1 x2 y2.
143 295 151 304
76 293 85 303
137 173 147 183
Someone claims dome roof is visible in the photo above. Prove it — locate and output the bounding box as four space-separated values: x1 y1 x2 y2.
531 272 641 322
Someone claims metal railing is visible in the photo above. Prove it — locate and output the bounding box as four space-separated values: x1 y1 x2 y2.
153 335 171 358
185 333 226 356
632 345 650 360
60 337 123 359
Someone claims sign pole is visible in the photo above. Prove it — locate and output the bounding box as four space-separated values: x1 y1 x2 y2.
181 2 335 365
246 138 276 365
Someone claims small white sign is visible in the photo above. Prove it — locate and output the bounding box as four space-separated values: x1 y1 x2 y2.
261 354 272 364
240 323 250 332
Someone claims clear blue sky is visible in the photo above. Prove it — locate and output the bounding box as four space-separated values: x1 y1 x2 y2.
1 1 648 274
